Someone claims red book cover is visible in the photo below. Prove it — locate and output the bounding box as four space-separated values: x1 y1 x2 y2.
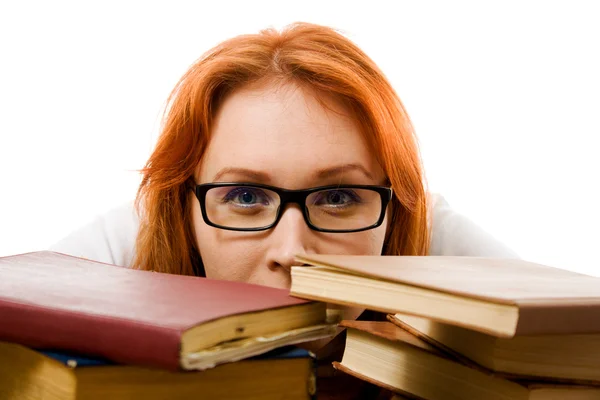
0 251 315 370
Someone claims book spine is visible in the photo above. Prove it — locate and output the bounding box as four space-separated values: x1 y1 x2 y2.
0 299 181 370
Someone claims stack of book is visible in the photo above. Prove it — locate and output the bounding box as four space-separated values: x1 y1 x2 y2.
0 251 336 399
291 255 600 400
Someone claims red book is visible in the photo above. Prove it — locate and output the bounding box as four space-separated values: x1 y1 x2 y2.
0 251 328 371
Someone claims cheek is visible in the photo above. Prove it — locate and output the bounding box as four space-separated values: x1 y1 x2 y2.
350 226 387 255
318 224 387 256
192 205 263 282
201 244 258 282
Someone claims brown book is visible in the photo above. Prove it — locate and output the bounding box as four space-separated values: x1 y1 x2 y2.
335 320 600 400
388 313 600 384
291 255 600 337
0 342 316 400
0 251 332 371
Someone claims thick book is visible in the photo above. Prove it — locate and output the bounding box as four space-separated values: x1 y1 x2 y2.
291 255 600 337
0 341 316 400
0 251 332 371
334 320 600 400
388 313 600 384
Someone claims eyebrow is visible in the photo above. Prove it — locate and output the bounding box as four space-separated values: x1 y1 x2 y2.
212 163 374 183
314 163 375 181
213 167 271 182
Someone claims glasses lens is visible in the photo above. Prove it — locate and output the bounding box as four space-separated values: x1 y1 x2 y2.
204 186 280 229
306 188 383 231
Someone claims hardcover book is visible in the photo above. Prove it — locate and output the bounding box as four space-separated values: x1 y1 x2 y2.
388 313 600 384
335 320 600 400
0 251 332 371
0 342 316 400
291 255 600 337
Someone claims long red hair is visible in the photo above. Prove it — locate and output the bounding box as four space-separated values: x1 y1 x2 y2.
133 22 430 274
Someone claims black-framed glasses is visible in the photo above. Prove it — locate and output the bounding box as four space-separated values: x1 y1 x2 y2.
192 182 392 233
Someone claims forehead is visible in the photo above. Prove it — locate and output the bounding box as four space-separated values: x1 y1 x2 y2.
198 81 385 188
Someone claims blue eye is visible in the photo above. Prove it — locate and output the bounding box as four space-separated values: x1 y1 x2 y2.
314 189 361 207
223 187 270 206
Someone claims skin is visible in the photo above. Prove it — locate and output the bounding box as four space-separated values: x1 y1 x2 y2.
191 80 389 324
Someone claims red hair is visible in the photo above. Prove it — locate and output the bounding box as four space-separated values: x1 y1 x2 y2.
133 22 430 274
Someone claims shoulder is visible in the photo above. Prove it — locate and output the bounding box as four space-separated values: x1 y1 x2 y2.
49 201 139 267
428 193 519 258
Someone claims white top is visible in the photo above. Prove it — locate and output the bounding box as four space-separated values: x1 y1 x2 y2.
49 194 519 267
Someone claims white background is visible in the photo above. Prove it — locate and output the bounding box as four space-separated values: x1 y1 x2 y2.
1 1 598 275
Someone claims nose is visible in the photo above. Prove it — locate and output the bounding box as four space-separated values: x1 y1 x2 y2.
264 204 315 274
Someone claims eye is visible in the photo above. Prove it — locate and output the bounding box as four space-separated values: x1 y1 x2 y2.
223 187 271 206
314 189 361 207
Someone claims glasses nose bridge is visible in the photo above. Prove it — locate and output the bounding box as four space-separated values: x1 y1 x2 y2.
277 189 310 210
275 189 312 229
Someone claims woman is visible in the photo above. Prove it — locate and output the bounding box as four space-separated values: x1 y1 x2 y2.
51 21 517 399
51 22 516 275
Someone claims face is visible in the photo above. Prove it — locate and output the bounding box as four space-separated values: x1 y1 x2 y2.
192 81 388 294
